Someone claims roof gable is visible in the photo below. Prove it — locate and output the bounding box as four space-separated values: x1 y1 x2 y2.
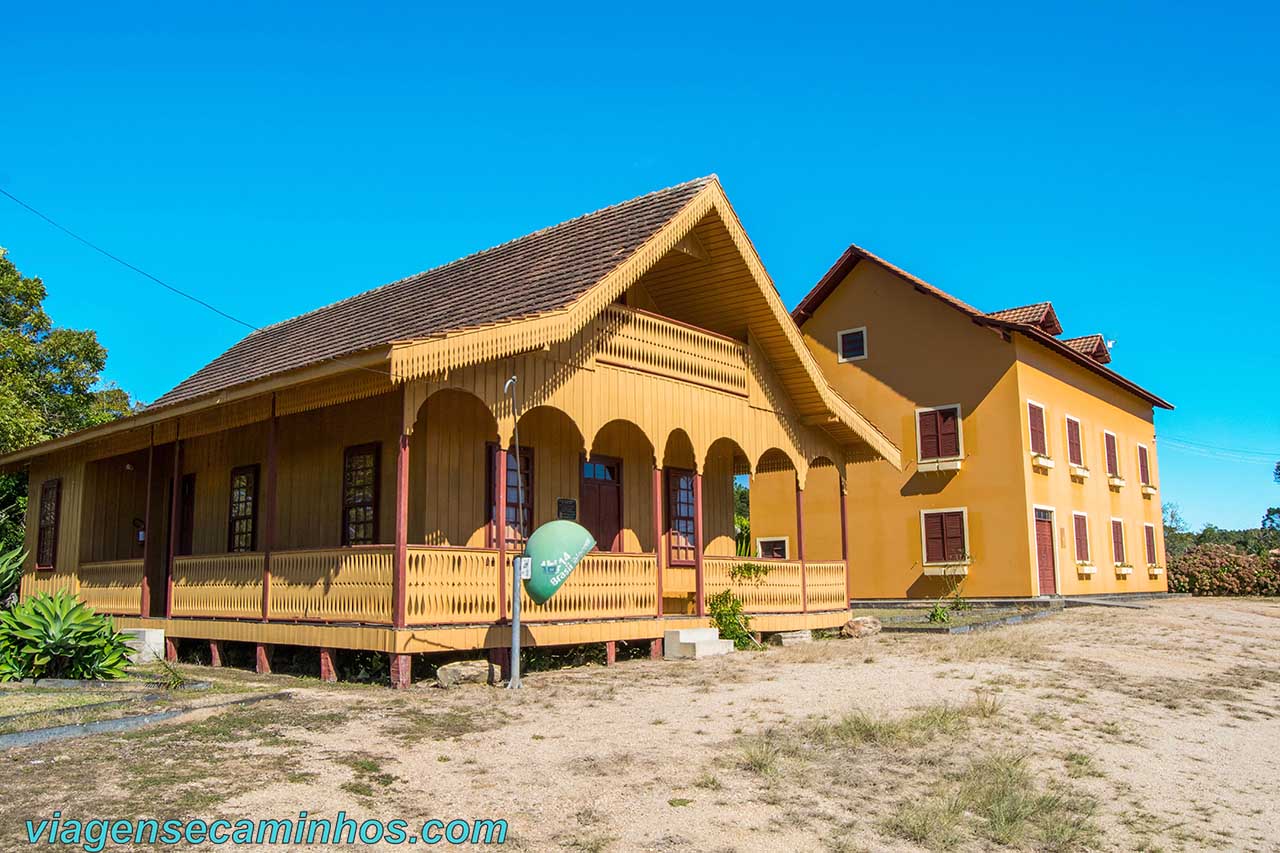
793 243 1171 410
986 302 1062 335
1062 334 1111 364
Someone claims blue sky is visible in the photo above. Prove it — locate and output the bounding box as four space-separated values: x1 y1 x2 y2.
2 3 1276 528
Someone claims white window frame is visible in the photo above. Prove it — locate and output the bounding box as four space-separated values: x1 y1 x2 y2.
1143 522 1158 566
755 536 789 560
919 507 971 567
1026 399 1050 457
836 326 868 363
1103 430 1121 476
1136 443 1152 486
1064 415 1085 467
1110 517 1127 566
1072 511 1092 564
914 403 965 463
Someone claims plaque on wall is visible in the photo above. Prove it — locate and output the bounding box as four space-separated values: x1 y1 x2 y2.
556 498 577 520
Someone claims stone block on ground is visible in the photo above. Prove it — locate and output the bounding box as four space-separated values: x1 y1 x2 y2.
120 628 165 664
436 660 491 689
841 616 882 639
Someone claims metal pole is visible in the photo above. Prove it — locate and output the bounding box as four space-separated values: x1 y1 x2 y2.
504 375 524 689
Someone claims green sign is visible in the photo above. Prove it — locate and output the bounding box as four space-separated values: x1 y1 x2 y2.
521 520 595 605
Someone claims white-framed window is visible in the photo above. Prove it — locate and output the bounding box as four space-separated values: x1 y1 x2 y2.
916 404 963 462
920 508 970 565
1027 400 1049 457
837 327 868 362
756 537 789 559
1111 518 1126 565
1065 415 1084 467
1103 430 1120 476
1072 512 1091 563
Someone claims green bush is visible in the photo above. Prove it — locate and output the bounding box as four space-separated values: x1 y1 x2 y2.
1167 544 1280 596
0 546 23 604
707 589 756 650
0 591 131 681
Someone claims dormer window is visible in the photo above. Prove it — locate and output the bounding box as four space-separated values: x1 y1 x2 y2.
837 327 867 362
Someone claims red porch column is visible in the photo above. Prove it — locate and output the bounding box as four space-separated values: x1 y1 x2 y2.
318 648 337 683
262 396 277 622
693 471 705 617
140 432 154 617
389 653 412 689
839 478 850 597
496 447 508 619
166 433 182 620
795 475 807 613
605 640 617 666
652 465 664 615
208 640 224 667
650 638 663 660
393 387 411 629
255 643 272 674
164 638 178 663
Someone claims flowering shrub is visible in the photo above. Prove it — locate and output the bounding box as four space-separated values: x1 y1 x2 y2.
1167 545 1280 597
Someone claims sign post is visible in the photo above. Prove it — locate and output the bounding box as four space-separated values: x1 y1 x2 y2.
505 376 525 689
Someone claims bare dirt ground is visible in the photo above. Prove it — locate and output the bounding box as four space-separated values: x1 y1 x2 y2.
3 597 1279 852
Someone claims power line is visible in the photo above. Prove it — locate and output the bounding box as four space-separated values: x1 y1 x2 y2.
0 187 261 332
1160 435 1276 460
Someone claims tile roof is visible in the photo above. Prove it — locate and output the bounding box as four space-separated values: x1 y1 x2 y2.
792 243 1171 409
985 302 1063 335
154 177 715 407
1062 334 1111 364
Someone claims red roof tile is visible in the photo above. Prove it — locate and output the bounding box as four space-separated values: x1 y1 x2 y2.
1062 334 1111 364
985 302 1063 335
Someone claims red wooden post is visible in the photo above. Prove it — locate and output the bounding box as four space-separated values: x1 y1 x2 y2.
652 465 663 615
318 648 336 683
839 478 850 599
693 471 705 617
488 646 511 682
140 433 154 617
389 653 411 689
166 434 182 620
208 640 223 667
496 446 508 619
393 430 410 628
255 643 272 674
164 638 178 663
605 640 617 666
262 396 277 622
796 475 807 613
650 638 663 660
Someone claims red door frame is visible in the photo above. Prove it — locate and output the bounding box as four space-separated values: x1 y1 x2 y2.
1034 507 1057 595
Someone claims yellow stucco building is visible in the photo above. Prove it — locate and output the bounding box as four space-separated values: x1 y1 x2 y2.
752 244 1172 600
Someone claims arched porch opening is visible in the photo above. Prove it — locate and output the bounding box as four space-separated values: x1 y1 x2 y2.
750 448 800 561
803 456 845 562
703 437 752 559
589 419 656 553
411 388 500 547
509 405 586 544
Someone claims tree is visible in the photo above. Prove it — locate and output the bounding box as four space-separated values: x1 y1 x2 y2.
1274 461 1279 484
0 248 134 551
1162 502 1193 559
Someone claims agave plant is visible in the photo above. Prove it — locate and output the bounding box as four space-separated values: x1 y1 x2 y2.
0 591 131 681
0 546 24 607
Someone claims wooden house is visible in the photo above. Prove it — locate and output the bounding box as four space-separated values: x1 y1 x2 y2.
1 178 900 686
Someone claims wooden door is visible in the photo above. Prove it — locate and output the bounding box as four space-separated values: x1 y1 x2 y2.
581 457 622 552
177 474 196 556
1035 509 1056 594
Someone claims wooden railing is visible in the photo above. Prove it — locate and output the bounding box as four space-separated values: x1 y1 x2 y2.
271 547 393 624
171 553 264 619
405 547 501 624
662 565 697 595
514 552 658 621
703 558 805 613
595 305 748 396
804 561 849 611
78 559 143 616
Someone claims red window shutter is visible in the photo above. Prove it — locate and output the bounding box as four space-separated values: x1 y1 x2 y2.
1028 404 1047 456
923 513 945 562
1144 526 1157 565
1066 419 1082 466
1073 515 1089 562
918 410 940 461
942 511 966 561
1105 433 1119 475
938 407 960 458
1111 520 1125 563
1138 445 1151 485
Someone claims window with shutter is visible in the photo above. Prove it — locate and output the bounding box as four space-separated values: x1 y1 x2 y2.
922 510 966 564
1104 432 1119 476
1111 519 1126 564
36 479 61 569
837 328 867 362
1065 417 1083 466
1028 403 1048 456
1073 514 1090 563
917 406 961 461
1144 525 1157 565
1138 445 1151 485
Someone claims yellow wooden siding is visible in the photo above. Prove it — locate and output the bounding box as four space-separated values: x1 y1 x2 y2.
79 450 150 563
413 389 496 547
180 422 269 555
